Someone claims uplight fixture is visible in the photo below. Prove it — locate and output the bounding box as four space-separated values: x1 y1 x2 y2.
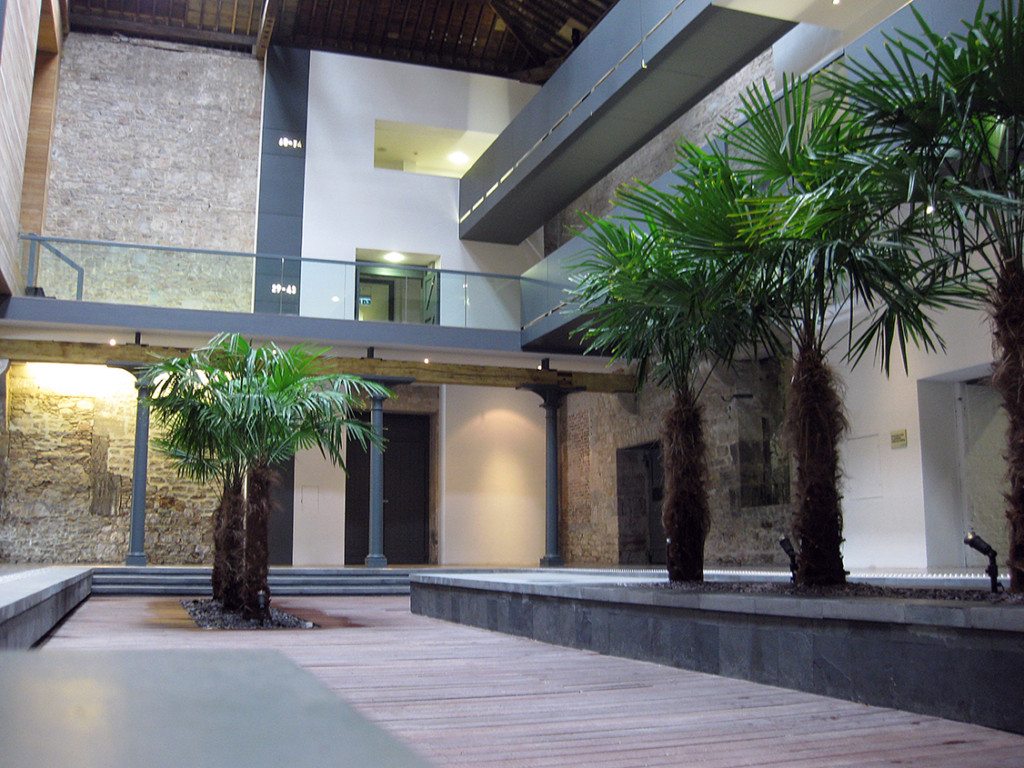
964 530 1003 593
383 251 406 263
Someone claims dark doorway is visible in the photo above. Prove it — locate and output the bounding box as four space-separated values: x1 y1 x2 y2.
345 413 430 564
267 457 295 565
616 441 665 565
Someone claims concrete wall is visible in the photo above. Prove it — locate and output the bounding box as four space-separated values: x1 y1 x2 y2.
834 305 996 569
0 0 40 294
300 51 542 322
441 385 545 566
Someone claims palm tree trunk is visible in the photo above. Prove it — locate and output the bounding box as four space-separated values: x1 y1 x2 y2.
991 257 1024 592
242 462 273 621
213 476 245 611
662 386 711 582
789 334 848 586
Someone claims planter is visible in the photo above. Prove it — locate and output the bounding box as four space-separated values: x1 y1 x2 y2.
411 572 1024 734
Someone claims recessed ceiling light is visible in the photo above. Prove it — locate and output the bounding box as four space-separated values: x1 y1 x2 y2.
423 358 430 364
448 150 470 165
383 251 406 263
832 0 840 5
108 338 117 346
330 296 340 302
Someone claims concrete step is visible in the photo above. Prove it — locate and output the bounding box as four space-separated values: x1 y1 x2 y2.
91 567 413 596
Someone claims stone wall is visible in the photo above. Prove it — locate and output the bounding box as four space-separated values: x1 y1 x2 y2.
0 363 219 564
38 32 262 309
561 359 791 569
0 0 40 294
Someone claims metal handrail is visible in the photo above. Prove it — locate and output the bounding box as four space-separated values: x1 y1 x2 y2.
25 236 85 301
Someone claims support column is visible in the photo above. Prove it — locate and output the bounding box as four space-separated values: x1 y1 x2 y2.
362 374 414 568
520 383 579 568
540 392 564 567
365 392 388 568
109 361 153 567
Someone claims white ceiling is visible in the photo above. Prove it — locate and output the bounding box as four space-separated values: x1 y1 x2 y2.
713 0 911 34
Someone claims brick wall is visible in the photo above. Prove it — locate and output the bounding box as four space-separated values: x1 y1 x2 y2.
0 363 219 564
0 0 40 294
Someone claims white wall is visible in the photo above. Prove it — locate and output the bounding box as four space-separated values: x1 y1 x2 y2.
831 304 995 569
292 446 348 566
300 52 543 321
441 385 546 565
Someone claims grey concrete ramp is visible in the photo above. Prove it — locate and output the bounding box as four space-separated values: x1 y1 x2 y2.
0 649 435 768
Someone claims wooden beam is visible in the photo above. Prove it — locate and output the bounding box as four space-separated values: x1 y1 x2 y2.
68 15 256 49
0 339 636 393
252 0 278 59
19 52 60 238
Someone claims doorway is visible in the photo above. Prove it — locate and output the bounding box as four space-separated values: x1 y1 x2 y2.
344 413 431 564
616 441 666 565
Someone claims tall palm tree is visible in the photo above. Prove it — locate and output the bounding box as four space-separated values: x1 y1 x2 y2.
572 144 774 581
722 74 980 585
147 334 388 619
823 0 1024 588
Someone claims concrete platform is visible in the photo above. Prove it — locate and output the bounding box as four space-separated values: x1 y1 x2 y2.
0 649 435 768
0 567 91 648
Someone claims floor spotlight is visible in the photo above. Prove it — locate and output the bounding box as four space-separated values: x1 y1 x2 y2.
779 535 798 583
964 531 1003 593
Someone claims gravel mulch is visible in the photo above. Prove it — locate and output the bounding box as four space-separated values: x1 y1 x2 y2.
182 599 318 629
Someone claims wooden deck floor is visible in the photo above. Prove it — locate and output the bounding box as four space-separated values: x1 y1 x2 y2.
42 595 1024 767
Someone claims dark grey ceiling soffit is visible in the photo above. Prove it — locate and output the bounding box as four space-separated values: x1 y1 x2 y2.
458 0 794 245
0 297 525 354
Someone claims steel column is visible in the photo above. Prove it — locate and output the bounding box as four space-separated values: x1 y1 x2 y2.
365 392 388 568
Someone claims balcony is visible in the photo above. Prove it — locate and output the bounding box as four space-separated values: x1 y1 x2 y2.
9 235 544 355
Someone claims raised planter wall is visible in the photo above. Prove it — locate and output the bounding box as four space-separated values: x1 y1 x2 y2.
410 573 1024 734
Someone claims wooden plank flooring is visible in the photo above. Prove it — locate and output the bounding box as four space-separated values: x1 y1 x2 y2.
42 596 1024 767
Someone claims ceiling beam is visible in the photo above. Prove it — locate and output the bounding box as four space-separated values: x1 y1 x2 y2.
0 340 636 393
252 0 279 58
68 14 256 48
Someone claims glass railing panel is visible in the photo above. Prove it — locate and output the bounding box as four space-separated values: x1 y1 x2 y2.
298 260 356 321
20 236 523 333
24 237 255 313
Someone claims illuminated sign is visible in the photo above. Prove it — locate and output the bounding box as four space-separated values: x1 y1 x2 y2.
271 283 297 295
278 136 303 150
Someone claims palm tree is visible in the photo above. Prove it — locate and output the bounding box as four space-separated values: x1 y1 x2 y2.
721 74 982 585
823 0 1024 588
572 144 774 581
147 333 388 619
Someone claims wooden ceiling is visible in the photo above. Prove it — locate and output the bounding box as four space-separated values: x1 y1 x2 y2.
66 0 620 82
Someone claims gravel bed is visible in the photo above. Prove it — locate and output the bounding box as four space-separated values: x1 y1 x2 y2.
182 599 317 629
654 580 1024 604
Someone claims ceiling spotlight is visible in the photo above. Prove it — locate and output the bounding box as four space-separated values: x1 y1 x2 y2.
423 358 430 364
448 150 469 165
330 296 340 303
108 338 118 347
832 0 840 5
383 251 406 263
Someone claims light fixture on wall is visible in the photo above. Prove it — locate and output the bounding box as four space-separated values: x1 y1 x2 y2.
964 531 1003 593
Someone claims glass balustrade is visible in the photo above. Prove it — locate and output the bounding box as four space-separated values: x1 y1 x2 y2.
21 235 523 333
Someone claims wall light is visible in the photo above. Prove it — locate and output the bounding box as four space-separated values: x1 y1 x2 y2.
964 531 1003 593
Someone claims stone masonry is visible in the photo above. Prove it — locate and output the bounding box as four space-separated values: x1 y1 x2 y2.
0 363 219 564
38 32 262 310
